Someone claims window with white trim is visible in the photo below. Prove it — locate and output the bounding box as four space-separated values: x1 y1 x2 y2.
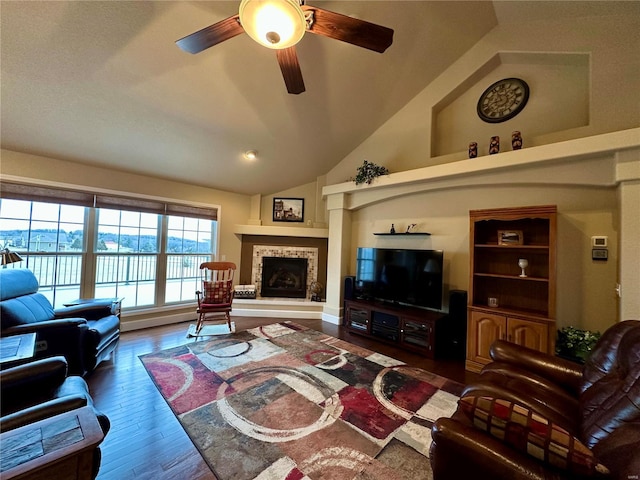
95 208 160 307
165 216 216 303
0 182 218 311
0 198 85 307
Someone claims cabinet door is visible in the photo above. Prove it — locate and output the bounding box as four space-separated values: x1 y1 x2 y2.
468 311 506 366
401 319 432 352
345 304 369 333
507 317 549 353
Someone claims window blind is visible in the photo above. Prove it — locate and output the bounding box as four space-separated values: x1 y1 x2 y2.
0 181 218 220
0 181 94 207
166 203 218 221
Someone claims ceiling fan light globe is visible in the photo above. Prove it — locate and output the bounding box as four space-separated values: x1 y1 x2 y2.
239 0 305 50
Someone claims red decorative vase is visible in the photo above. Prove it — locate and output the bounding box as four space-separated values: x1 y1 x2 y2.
512 131 523 150
489 136 500 155
468 142 478 158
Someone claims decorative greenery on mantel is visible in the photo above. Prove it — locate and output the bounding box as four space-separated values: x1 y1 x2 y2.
352 160 389 185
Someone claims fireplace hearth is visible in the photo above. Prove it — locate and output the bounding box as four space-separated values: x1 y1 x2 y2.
261 257 308 298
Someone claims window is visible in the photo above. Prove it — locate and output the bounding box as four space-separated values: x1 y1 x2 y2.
0 199 85 307
356 247 376 282
165 216 216 303
0 182 219 312
95 209 160 307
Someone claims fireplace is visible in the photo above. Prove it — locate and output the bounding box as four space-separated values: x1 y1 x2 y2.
251 245 319 300
261 257 308 298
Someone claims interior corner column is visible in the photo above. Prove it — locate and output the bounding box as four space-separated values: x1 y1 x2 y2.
322 193 352 324
247 194 262 225
616 149 640 320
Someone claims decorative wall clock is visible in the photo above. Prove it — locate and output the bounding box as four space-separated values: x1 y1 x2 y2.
477 78 530 123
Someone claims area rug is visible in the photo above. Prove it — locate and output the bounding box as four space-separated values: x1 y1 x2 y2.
140 321 462 480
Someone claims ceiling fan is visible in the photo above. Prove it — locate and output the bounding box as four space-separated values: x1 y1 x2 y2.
176 0 394 95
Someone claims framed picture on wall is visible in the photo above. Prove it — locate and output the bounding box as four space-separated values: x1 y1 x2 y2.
273 198 304 222
498 230 523 245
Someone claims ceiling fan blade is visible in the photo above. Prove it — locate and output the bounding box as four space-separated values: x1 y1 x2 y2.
276 47 305 95
176 15 244 54
302 6 393 53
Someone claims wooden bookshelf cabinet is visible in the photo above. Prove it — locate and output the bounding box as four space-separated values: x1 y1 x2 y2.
465 205 557 372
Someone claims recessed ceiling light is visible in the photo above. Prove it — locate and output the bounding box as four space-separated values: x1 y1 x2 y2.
244 150 258 160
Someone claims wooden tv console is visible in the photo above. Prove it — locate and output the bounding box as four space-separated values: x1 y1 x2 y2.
343 298 446 359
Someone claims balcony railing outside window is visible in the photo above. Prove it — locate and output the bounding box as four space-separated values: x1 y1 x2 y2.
0 197 217 310
8 254 83 307
165 254 212 303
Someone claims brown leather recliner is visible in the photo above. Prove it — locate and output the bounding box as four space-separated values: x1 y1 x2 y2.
430 320 640 480
0 356 110 434
0 356 110 478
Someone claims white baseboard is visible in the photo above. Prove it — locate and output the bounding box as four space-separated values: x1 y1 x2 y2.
232 308 324 319
120 311 195 332
120 300 340 332
321 312 340 325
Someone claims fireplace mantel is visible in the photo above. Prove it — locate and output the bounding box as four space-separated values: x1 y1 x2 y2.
234 225 328 238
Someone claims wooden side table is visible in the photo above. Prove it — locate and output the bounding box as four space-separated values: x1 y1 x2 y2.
0 407 104 480
0 333 36 368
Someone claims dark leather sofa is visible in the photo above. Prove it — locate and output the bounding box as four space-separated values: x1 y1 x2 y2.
0 356 110 478
0 269 120 376
430 320 640 480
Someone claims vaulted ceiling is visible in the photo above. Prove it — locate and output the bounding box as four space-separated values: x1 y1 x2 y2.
0 1 631 195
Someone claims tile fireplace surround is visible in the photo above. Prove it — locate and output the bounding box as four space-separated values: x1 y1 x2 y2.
251 245 319 299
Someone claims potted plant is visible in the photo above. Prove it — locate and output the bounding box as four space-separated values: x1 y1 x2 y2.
556 326 601 363
352 160 389 185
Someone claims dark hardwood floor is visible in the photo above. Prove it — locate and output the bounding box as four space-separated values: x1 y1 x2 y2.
87 317 478 479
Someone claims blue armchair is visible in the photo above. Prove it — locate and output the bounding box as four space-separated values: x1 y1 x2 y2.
0 269 120 376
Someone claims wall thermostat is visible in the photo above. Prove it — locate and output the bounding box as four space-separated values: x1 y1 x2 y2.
592 248 608 261
592 236 608 247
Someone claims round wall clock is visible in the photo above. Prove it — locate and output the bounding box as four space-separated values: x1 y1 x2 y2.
477 78 530 123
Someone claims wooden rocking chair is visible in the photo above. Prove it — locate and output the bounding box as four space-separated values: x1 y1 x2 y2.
195 261 236 334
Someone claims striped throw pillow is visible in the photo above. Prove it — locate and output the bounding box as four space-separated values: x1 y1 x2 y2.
203 280 232 304
458 396 609 477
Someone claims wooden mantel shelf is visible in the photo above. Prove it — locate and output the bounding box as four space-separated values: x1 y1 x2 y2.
234 224 329 238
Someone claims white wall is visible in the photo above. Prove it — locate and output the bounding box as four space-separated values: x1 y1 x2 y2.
617 150 640 320
347 185 618 332
260 181 319 227
325 14 640 185
433 53 590 157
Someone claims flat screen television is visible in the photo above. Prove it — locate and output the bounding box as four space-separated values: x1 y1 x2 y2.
355 247 444 311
